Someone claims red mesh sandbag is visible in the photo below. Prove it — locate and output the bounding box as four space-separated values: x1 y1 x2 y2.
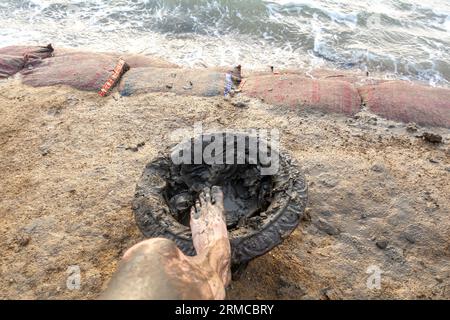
119 67 226 97
235 68 381 85
0 55 25 78
0 44 54 78
21 52 122 91
0 44 54 60
52 48 178 69
119 54 178 69
241 74 361 116
359 81 450 128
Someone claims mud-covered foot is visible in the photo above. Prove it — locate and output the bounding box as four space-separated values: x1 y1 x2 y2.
190 186 231 286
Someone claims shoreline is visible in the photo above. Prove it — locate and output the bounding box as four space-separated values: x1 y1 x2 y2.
5 44 450 88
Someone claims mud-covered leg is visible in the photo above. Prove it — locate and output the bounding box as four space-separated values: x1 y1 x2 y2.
99 238 218 300
100 186 231 300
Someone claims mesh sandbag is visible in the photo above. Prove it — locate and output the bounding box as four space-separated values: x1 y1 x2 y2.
119 67 227 97
53 49 178 69
359 81 450 128
0 55 25 78
21 52 122 91
0 44 54 60
241 74 361 115
303 68 375 85
233 68 379 85
119 54 178 69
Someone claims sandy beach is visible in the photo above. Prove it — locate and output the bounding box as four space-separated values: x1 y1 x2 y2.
0 77 448 299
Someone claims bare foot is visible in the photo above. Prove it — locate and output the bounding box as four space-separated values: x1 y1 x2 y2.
101 186 231 300
190 186 231 287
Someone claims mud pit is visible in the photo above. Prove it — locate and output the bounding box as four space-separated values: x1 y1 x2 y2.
0 79 449 300
133 132 307 264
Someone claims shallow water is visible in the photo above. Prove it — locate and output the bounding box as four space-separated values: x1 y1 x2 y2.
1 0 449 85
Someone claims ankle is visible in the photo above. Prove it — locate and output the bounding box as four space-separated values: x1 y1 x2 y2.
205 238 231 279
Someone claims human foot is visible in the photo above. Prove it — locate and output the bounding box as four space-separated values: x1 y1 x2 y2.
190 186 231 286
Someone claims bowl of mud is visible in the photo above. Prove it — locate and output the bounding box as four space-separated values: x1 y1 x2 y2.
132 132 308 265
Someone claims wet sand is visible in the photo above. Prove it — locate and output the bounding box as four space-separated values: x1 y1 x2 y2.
0 78 449 299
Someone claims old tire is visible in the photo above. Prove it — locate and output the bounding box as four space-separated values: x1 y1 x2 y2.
132 132 308 265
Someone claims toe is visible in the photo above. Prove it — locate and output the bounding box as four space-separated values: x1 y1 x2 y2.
211 186 224 205
195 199 201 213
199 191 206 206
204 187 211 203
191 204 199 220
200 187 211 205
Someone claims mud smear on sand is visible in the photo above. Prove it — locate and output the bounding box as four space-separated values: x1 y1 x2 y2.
0 80 449 299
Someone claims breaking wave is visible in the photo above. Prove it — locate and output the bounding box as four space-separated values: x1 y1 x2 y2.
0 0 449 85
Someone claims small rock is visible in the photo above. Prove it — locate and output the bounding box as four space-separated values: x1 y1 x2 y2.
125 142 145 152
39 146 50 156
301 208 311 222
371 164 385 173
232 101 248 108
16 234 31 247
423 132 442 144
376 239 388 250
406 122 418 132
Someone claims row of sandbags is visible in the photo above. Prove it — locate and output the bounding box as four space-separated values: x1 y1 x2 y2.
0 45 449 128
240 74 450 128
0 44 240 96
0 45 179 91
22 50 180 91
